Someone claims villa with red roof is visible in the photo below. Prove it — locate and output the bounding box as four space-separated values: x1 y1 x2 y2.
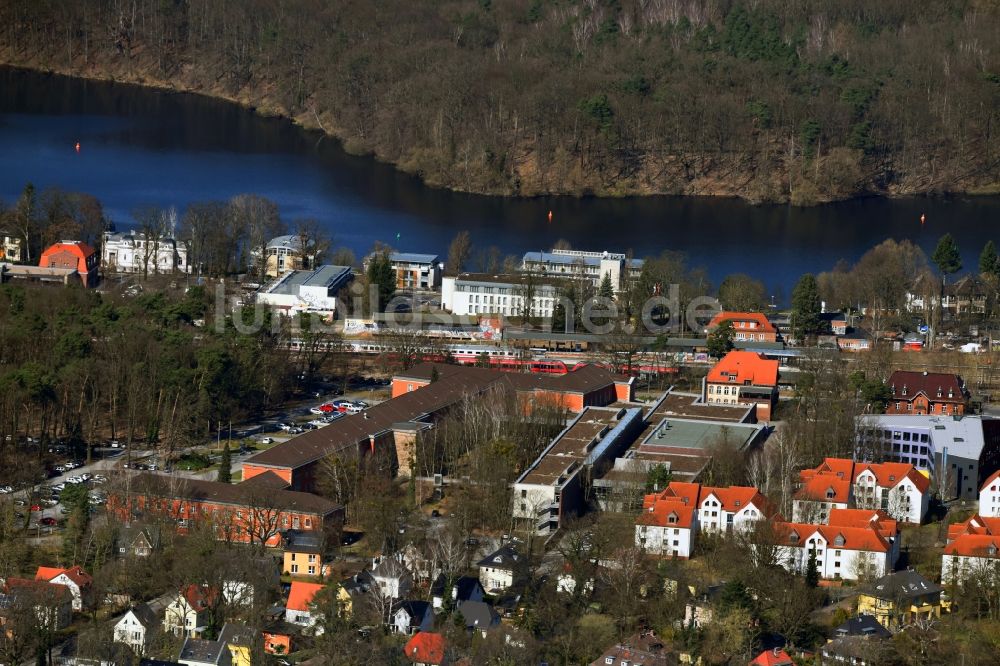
403 631 447 665
163 584 218 637
702 351 779 421
38 240 99 287
706 311 778 343
942 514 1000 585
750 648 794 666
885 370 967 416
635 482 774 559
794 458 929 524
980 469 1000 517
34 565 92 611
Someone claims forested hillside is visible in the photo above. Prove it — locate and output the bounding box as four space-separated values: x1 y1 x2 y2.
2 0 999 203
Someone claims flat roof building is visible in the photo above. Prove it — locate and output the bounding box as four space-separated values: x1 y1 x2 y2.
521 248 643 291
256 265 353 314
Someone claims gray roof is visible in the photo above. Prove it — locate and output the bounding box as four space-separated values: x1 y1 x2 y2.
264 265 352 295
866 570 942 601
430 574 483 601
477 543 522 570
127 602 158 629
266 235 304 251
522 250 643 268
860 414 987 460
391 252 439 264
458 600 499 630
217 622 254 646
177 636 229 664
834 614 892 638
394 599 430 625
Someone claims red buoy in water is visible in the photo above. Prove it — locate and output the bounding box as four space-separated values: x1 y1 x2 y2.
74 142 80 153
547 210 553 223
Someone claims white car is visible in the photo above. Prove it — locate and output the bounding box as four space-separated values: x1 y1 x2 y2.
309 406 326 415
260 437 274 445
345 403 364 414
92 475 107 484
0 486 11 494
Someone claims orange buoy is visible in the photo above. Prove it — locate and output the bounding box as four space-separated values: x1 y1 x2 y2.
74 142 80 153
920 213 926 225
547 210 553 223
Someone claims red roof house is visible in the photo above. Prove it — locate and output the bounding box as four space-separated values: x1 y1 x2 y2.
886 370 967 415
34 565 92 611
707 311 778 343
703 351 780 420
750 648 794 666
38 240 99 287
404 631 447 665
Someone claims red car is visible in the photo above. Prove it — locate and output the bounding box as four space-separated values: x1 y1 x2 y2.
29 504 41 512
39 517 56 527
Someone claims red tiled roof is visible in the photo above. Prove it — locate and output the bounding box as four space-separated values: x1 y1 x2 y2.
181 584 218 610
286 581 324 612
658 482 701 507
698 486 771 514
888 370 965 404
855 462 930 493
794 475 852 504
750 648 794 666
944 534 1000 558
708 311 776 334
39 241 96 273
827 509 898 540
706 351 779 387
404 631 446 665
773 522 890 553
638 495 696 528
35 565 92 588
947 515 1000 542
5 577 72 603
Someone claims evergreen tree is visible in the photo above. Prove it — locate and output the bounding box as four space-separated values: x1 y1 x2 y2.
598 272 615 299
979 240 1000 278
217 442 232 483
931 233 962 281
61 486 90 564
789 273 823 340
365 248 396 313
805 548 819 588
706 319 735 358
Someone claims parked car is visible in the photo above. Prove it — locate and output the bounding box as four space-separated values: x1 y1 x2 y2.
353 400 370 408
39 517 57 527
260 437 274 445
345 403 364 414
277 423 293 432
321 413 344 423
309 406 326 415
29 504 41 512
0 486 12 494
147 464 158 471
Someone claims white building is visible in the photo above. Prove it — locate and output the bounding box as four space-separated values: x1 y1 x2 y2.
371 555 413 600
477 544 522 593
696 486 771 534
521 249 643 291
441 272 561 318
980 470 1000 517
635 500 697 559
256 264 353 315
852 463 930 525
774 523 893 581
254 234 313 278
0 231 23 263
102 230 190 274
163 586 214 638
942 514 1000 585
113 603 157 656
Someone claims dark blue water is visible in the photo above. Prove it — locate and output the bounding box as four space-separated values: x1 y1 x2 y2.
1 66 998 294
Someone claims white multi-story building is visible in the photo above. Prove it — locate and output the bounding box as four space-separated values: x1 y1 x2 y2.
796 458 930 525
774 523 893 581
635 499 697 559
441 273 561 318
102 230 190 274
389 253 441 290
521 249 643 291
942 514 1000 585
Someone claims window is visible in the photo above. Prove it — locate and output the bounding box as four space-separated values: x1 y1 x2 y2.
606 659 613 665
291 564 299 573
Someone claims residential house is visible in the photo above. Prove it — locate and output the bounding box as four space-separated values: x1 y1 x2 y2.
283 530 327 578
906 274 988 316
833 614 892 640
588 631 672 666
178 637 231 666
34 564 92 611
0 231 23 262
457 600 499 637
391 599 433 635
217 623 254 666
980 470 1000 517
477 543 524 593
337 571 374 618
635 493 697 559
118 525 161 558
857 570 944 631
837 329 872 352
706 311 779 343
885 371 967 416
163 585 218 638
683 584 724 629
441 272 564 319
388 253 441 290
39 240 99 287
429 574 484 611
102 230 190 275
941 514 1000 586
702 351 779 421
795 458 929 525
821 635 888 666
793 472 853 523
0 578 73 631
773 522 893 581
750 648 794 666
285 581 324 629
403 631 447 666
113 603 158 656
371 554 413 599
261 622 294 655
827 509 901 567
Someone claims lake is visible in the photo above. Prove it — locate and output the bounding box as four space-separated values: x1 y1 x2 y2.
1 65 998 295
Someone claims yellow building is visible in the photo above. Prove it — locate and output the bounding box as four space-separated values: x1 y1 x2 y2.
282 531 326 578
857 570 944 631
219 623 254 666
